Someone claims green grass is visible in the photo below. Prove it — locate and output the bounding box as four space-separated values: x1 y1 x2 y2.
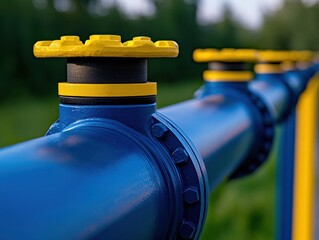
0 98 59 147
0 80 276 239
201 155 276 240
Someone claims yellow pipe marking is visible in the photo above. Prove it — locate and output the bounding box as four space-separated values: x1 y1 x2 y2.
293 76 319 240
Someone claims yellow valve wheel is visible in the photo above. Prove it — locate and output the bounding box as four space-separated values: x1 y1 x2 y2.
257 50 291 63
34 35 179 58
257 50 314 63
296 50 314 62
193 48 257 62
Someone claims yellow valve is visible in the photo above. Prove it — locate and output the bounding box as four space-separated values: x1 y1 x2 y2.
193 48 257 62
290 51 314 69
297 50 314 62
257 50 314 63
34 35 179 58
257 50 291 63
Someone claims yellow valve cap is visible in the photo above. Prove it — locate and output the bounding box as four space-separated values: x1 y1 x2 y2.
257 50 312 62
193 48 257 62
257 50 286 62
295 50 314 62
34 35 179 58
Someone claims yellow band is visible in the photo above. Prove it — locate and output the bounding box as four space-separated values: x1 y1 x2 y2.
293 78 319 240
58 82 157 97
254 63 282 74
203 70 253 82
193 48 257 62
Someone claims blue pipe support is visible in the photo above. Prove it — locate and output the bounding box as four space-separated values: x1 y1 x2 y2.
276 110 296 240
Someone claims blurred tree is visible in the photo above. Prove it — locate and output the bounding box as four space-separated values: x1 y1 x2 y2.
260 0 319 50
4 0 313 100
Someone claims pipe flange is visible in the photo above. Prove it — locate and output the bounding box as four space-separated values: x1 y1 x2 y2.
281 74 301 116
151 114 209 240
230 91 275 179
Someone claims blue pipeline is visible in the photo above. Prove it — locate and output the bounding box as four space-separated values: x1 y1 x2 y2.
159 81 270 189
0 119 176 240
301 63 319 81
0 103 209 240
0 64 316 239
249 73 293 122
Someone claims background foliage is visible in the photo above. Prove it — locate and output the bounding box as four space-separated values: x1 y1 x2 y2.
0 0 318 239
3 0 319 100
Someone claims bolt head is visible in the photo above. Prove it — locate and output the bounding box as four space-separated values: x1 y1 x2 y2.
155 41 177 47
183 187 200 204
172 148 189 165
151 123 168 139
90 35 121 41
133 36 151 41
61 36 80 41
179 221 196 239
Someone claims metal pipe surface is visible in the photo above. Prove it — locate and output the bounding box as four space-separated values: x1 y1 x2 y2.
159 95 258 190
249 74 292 122
0 66 315 240
0 122 179 240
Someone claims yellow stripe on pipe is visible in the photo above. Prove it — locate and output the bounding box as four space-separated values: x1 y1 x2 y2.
293 76 319 240
58 82 157 97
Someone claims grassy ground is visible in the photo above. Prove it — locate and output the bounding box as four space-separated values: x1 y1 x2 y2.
0 80 276 239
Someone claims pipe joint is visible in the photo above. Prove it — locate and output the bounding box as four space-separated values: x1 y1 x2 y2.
229 89 275 178
198 81 274 178
151 113 209 240
253 72 302 122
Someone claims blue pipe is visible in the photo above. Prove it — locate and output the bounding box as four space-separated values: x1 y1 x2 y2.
0 62 315 239
0 103 209 240
159 83 264 190
0 120 178 240
249 73 292 123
